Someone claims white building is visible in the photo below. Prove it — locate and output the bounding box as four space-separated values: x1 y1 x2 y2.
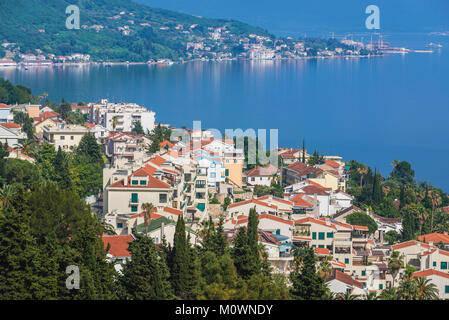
90 99 155 133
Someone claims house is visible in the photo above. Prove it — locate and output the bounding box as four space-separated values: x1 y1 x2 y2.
245 164 280 187
326 270 366 295
418 233 449 250
282 161 323 186
85 122 109 144
412 269 449 299
0 124 26 147
226 199 279 217
0 103 13 123
195 152 226 187
7 146 35 163
105 132 147 163
278 148 309 165
102 234 134 265
104 164 173 215
42 123 89 151
34 118 58 134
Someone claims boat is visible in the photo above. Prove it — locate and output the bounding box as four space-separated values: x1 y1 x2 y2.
426 42 443 48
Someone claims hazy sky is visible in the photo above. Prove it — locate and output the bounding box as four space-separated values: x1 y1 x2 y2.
135 0 449 36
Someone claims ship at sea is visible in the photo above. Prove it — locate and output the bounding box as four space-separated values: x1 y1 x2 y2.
426 42 443 48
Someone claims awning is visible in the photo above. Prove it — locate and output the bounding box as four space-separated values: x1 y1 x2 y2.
196 203 205 212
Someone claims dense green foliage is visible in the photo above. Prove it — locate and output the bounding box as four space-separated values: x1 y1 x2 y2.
0 0 269 62
346 159 449 242
345 211 378 234
0 78 36 104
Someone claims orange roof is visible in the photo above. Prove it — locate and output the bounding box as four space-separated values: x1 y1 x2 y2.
0 103 10 109
418 233 449 244
227 199 278 210
293 236 311 241
159 140 174 149
325 160 340 169
290 193 314 207
258 213 294 226
413 269 449 280
129 212 163 220
392 240 430 251
149 155 166 167
257 195 293 206
0 123 21 129
85 122 96 128
103 235 134 257
131 165 157 177
109 175 171 189
328 270 363 289
294 217 336 229
163 206 183 215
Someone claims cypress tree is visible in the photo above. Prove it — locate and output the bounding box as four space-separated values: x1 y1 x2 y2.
53 146 72 190
232 227 256 279
171 216 191 299
213 216 227 256
302 139 306 163
247 207 260 272
119 233 172 300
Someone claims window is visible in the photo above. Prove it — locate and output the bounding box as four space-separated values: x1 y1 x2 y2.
131 205 138 212
433 261 437 267
131 193 138 203
70 136 74 140
379 284 383 290
327 232 333 238
140 180 146 186
445 286 449 294
441 262 448 270
318 245 324 248
362 270 366 276
318 232 325 240
117 223 123 228
60 136 65 140
159 193 167 203
344 258 349 264
225 169 229 176
312 232 317 240
132 180 139 185
251 177 255 181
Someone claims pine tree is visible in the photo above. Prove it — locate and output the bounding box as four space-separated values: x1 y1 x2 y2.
119 233 172 300
213 216 227 256
76 133 103 164
232 227 257 279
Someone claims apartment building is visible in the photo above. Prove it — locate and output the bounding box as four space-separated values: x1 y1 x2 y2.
90 99 155 133
42 123 88 151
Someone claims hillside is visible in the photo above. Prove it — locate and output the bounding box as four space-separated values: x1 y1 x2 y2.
0 0 271 62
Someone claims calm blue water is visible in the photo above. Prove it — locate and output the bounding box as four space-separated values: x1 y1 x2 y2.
0 34 448 191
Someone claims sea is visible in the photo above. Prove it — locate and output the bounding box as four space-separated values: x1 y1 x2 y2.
0 33 448 191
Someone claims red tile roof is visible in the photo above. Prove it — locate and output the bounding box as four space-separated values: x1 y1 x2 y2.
391 240 430 251
302 185 330 196
418 233 449 244
290 193 314 207
85 122 95 128
103 235 134 257
295 217 336 229
227 199 277 210
258 213 294 226
413 269 449 280
159 140 174 149
163 206 183 215
0 123 21 129
109 175 171 189
327 270 363 289
0 103 10 109
325 160 340 169
149 155 166 167
285 161 323 177
246 164 279 177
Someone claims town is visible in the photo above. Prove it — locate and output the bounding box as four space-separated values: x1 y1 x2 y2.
1 91 448 300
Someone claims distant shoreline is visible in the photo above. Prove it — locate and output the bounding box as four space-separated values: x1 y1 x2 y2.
0 54 387 69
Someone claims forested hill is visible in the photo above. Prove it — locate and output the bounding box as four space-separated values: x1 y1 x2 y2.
0 0 270 62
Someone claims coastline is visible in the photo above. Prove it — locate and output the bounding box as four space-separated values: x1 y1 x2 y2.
0 53 386 69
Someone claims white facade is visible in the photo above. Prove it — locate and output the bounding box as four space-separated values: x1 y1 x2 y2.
90 99 155 133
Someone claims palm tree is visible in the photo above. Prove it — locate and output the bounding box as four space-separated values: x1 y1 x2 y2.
336 291 359 300
141 202 157 235
378 287 398 300
415 277 439 300
111 116 119 131
387 251 404 287
0 185 18 210
318 255 332 279
364 291 378 300
270 172 280 186
357 167 369 187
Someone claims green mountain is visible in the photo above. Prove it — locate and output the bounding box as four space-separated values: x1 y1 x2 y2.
0 0 270 62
